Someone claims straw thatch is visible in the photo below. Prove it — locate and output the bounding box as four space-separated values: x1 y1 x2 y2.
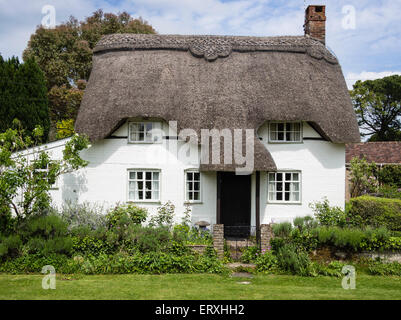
75 34 360 171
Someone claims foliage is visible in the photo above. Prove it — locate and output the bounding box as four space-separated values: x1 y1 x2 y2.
0 124 89 221
23 10 156 134
149 201 175 228
367 260 401 276
348 196 401 231
241 246 260 263
348 157 378 198
311 261 346 277
376 184 401 200
57 201 107 231
56 119 75 139
272 222 293 238
0 251 226 275
106 203 148 228
0 56 50 139
375 165 401 189
310 198 347 227
275 244 313 276
350 75 401 141
255 250 278 274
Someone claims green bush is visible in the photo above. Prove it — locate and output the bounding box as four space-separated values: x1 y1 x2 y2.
0 253 80 274
0 234 22 259
376 185 401 200
106 203 148 228
348 196 401 231
312 261 346 277
367 260 401 276
149 201 175 227
57 201 107 230
310 198 346 227
276 244 313 276
241 246 260 263
255 250 278 273
272 222 292 238
375 165 401 188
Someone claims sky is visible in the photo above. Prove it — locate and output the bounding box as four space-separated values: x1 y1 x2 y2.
0 0 401 88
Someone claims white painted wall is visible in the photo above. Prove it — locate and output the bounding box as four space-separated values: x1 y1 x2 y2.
22 120 345 226
255 122 345 224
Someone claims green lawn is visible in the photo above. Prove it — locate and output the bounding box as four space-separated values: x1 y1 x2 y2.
1 273 401 300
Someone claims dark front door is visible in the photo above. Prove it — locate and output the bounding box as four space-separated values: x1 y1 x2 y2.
219 172 251 238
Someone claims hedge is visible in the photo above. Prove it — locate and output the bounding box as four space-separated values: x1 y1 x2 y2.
348 196 401 231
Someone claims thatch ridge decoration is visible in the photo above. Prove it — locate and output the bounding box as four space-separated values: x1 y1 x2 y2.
94 34 338 63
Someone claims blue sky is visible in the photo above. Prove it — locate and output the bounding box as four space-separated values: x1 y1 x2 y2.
1 0 400 88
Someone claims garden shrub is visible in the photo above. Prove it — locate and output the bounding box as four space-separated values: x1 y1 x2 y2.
375 164 401 188
272 222 292 238
149 201 175 227
348 196 401 231
57 201 107 230
0 234 22 259
376 185 401 200
367 260 401 276
310 198 346 227
275 244 313 276
106 203 148 228
241 246 260 263
255 250 278 273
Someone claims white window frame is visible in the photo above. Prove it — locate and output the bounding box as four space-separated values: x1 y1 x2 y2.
127 169 161 202
128 121 162 144
33 161 59 189
268 122 303 143
184 170 202 203
267 171 301 204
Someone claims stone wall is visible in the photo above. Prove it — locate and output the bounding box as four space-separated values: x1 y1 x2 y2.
260 224 273 251
213 224 224 259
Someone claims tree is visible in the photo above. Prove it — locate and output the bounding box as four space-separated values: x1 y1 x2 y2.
350 75 401 141
0 121 89 223
23 10 156 138
0 55 50 138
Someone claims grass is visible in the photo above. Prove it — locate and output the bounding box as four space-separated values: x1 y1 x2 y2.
1 273 401 300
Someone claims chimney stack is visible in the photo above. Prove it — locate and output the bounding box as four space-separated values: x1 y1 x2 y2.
304 5 326 44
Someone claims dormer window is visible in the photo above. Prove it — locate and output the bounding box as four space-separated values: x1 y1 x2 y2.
128 121 161 143
269 122 302 143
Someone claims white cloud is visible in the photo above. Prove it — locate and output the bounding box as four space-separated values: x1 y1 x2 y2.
345 71 401 89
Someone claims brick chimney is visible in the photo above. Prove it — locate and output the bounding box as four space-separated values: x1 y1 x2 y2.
304 5 326 44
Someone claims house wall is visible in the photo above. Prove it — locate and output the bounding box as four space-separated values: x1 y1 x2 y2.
255 122 346 224
26 120 345 226
42 121 216 225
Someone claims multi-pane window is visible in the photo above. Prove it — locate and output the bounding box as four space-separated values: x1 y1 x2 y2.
185 171 201 202
128 170 160 201
128 122 161 143
269 122 302 142
33 161 57 188
268 172 301 203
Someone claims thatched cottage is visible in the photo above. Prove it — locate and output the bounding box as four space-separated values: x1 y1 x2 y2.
36 5 360 236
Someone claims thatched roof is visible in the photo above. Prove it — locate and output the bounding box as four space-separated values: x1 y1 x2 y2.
75 34 360 171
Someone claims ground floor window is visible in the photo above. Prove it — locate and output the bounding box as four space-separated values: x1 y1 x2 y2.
185 170 201 202
128 170 160 201
267 171 301 203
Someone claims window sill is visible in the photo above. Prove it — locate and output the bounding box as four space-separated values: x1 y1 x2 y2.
184 201 203 205
127 200 161 204
267 201 302 205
